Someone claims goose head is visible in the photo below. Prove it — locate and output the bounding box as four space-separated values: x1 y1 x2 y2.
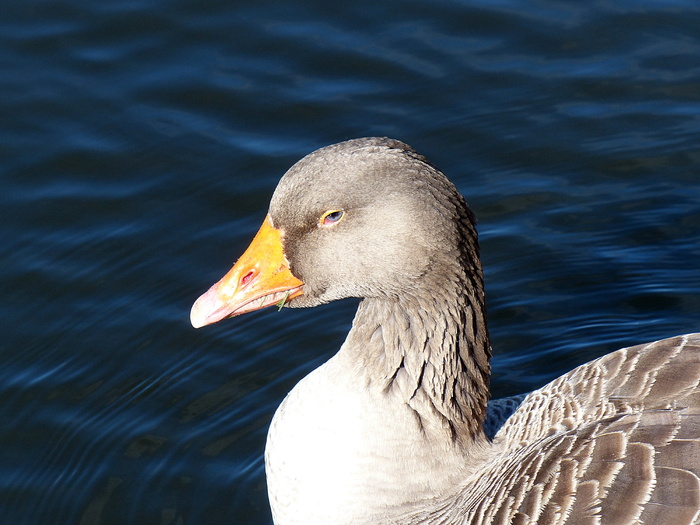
190 137 483 327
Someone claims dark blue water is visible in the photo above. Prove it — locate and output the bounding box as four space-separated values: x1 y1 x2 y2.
2 0 700 523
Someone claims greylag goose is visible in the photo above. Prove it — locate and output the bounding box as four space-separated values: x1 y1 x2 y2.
190 137 700 525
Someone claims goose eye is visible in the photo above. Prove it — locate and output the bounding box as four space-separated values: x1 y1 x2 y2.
320 209 345 227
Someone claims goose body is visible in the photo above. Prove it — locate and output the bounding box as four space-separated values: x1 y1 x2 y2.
191 138 700 524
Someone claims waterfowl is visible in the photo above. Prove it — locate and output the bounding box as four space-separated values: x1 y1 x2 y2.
191 137 700 525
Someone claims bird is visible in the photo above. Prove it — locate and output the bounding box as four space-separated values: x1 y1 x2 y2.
190 137 700 525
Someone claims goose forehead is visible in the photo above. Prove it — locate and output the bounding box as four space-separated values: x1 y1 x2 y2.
270 175 412 223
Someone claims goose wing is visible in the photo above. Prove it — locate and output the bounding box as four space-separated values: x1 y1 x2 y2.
400 334 700 524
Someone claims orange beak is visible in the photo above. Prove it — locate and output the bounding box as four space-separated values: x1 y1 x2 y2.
190 215 305 328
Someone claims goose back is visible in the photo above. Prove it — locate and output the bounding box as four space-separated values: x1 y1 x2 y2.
395 333 700 524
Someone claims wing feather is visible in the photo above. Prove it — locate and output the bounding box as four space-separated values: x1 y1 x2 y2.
392 334 700 524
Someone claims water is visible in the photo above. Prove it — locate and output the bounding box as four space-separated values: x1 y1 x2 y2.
2 0 700 523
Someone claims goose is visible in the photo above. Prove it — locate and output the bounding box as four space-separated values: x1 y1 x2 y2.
190 137 700 525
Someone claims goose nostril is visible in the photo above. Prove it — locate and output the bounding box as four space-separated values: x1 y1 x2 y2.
241 270 256 287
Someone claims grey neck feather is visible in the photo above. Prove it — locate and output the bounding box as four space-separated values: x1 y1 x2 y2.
343 248 491 448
